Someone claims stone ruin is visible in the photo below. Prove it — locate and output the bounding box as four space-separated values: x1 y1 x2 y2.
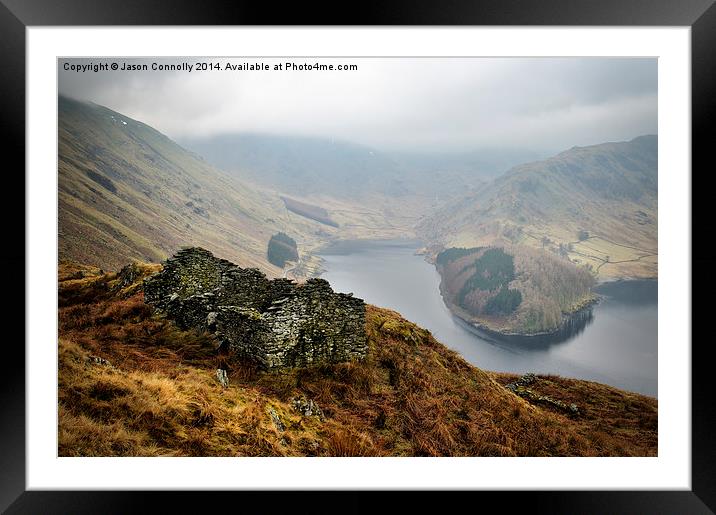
143 247 367 370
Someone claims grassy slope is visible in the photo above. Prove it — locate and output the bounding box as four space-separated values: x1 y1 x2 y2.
418 136 658 279
58 96 317 274
58 97 425 279
58 262 656 457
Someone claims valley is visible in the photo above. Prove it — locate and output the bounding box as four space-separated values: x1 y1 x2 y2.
57 98 658 399
58 98 659 346
60 98 658 290
58 97 421 277
54 56 662 460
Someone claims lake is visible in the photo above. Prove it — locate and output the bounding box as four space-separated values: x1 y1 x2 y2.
319 239 657 397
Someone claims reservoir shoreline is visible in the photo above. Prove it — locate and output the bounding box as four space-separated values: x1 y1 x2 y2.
318 238 657 396
443 296 600 346
435 260 601 344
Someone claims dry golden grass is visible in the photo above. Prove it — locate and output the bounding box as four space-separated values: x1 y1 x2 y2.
58 262 657 457
490 372 658 456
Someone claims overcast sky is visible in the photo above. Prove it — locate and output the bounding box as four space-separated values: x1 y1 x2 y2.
59 57 656 154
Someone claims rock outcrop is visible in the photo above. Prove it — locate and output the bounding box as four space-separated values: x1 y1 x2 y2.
505 373 580 415
144 247 367 369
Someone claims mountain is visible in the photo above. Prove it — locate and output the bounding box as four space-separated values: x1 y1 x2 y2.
178 133 524 202
58 260 657 457
418 135 658 279
58 96 301 273
180 133 406 198
58 98 477 278
388 147 546 180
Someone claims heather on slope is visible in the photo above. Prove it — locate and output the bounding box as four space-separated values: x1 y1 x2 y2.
58 262 656 457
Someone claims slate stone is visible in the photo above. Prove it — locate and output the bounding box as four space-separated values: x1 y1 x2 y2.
144 247 367 370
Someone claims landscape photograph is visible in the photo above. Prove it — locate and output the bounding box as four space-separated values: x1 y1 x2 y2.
58 57 658 457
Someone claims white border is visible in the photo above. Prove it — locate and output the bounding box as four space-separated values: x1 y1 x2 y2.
28 27 690 490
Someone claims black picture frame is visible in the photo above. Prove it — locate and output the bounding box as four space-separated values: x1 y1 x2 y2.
3 0 712 513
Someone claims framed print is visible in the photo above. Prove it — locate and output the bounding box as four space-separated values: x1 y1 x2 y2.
4 0 714 512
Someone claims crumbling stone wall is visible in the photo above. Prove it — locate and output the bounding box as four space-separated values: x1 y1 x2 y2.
143 248 228 310
143 247 367 369
261 279 366 368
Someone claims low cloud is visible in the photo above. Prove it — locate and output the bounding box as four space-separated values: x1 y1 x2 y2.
59 57 657 153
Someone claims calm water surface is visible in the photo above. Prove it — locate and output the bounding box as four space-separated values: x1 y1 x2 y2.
319 239 657 397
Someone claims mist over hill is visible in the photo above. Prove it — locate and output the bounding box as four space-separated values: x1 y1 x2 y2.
58 99 442 276
59 95 657 281
179 133 539 202
55 57 660 460
418 135 658 279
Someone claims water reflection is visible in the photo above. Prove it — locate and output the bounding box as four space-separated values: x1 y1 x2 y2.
594 279 658 306
318 239 657 397
456 306 596 349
